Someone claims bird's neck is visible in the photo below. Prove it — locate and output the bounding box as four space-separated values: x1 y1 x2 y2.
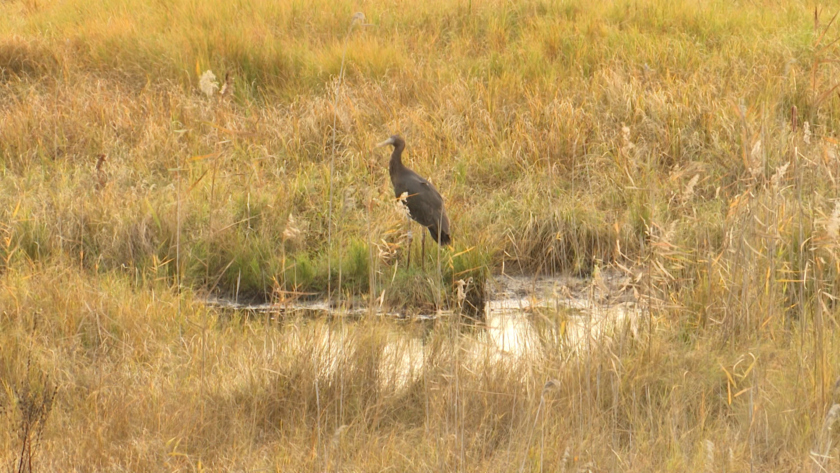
389 143 405 177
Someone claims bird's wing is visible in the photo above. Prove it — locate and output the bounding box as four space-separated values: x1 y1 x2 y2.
404 174 443 199
407 194 448 229
402 179 447 229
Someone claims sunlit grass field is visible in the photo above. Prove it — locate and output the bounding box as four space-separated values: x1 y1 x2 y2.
4 0 840 470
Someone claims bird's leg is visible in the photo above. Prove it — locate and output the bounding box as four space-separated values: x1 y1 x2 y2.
406 228 412 270
421 230 426 270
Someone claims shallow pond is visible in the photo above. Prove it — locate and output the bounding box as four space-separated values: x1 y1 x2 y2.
204 272 643 386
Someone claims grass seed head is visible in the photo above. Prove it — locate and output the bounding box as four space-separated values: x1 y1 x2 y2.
282 213 302 243
770 162 789 191
681 174 700 203
394 192 411 220
825 200 840 241
199 70 219 97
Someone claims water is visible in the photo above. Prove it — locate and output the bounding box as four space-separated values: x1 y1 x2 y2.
204 272 642 387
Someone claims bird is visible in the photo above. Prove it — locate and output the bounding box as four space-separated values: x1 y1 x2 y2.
376 135 450 266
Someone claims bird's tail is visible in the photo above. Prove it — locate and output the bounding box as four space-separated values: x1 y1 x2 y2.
428 225 451 246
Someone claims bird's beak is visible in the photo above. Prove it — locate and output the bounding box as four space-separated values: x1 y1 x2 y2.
375 137 395 148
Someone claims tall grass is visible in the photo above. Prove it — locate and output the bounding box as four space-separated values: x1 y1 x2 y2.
3 0 840 470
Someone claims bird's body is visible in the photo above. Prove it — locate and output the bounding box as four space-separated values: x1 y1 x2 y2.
378 135 451 246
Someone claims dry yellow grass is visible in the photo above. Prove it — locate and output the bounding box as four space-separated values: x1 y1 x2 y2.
3 0 840 470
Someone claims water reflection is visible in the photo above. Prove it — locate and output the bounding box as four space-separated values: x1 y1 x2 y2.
205 274 641 387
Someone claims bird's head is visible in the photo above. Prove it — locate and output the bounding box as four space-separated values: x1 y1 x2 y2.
375 135 404 149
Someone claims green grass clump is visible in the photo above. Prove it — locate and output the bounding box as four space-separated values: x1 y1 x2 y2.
385 267 442 314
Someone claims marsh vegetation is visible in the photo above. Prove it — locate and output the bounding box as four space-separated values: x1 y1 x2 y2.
3 0 840 470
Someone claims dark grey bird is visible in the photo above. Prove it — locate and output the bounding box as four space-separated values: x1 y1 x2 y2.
376 135 451 261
